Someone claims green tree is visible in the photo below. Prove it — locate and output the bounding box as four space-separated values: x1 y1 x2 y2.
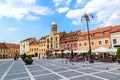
117 47 120 59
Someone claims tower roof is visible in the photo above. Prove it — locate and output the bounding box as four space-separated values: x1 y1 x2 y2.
51 22 57 25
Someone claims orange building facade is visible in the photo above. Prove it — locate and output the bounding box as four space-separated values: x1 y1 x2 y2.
78 27 112 51
77 25 120 51
0 42 20 59
60 30 80 51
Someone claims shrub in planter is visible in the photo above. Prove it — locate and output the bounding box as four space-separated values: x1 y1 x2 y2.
24 57 33 65
61 52 64 58
21 53 27 61
117 47 120 63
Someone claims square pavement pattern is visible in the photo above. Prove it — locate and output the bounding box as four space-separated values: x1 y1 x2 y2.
0 58 120 80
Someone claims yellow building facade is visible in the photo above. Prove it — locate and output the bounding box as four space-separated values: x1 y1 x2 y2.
37 22 65 58
39 37 46 59
0 43 19 59
29 41 39 57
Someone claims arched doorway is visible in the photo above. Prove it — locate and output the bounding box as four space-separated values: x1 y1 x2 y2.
39 53 41 59
3 54 5 58
0 55 2 59
35 53 38 57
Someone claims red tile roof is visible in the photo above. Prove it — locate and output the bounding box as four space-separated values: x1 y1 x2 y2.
0 43 19 49
60 30 80 43
80 26 111 36
5 43 20 49
111 25 120 33
0 43 8 49
20 37 36 42
30 41 39 45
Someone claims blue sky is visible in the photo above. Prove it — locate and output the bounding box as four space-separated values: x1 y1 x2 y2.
0 0 120 43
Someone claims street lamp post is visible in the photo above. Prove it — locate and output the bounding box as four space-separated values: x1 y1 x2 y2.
81 13 94 63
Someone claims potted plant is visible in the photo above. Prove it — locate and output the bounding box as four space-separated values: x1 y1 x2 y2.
24 56 33 65
21 53 27 61
61 52 64 58
116 47 120 63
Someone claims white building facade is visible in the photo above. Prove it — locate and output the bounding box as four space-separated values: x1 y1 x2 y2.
20 38 36 55
110 32 120 48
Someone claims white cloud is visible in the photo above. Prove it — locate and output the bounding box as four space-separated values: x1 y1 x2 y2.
26 15 39 20
53 0 61 7
74 0 84 8
53 0 71 7
66 0 120 26
9 27 20 31
76 0 82 4
58 7 69 13
53 0 71 13
66 0 71 6
29 5 53 15
66 9 85 19
0 0 53 20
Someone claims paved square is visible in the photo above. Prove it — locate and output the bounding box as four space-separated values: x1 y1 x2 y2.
0 58 120 80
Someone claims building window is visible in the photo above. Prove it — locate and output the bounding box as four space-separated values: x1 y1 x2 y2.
63 38 66 40
113 39 117 44
79 43 81 47
56 44 58 48
83 35 86 39
56 37 57 41
47 39 49 43
51 44 53 48
105 40 108 44
51 38 52 42
63 45 65 48
99 41 102 45
91 34 94 38
67 44 69 49
60 45 62 48
74 43 76 47
37 48 38 51
100 32 104 36
34 48 36 51
91 42 94 45
70 37 73 40
71 43 72 48
47 44 49 48
84 42 87 46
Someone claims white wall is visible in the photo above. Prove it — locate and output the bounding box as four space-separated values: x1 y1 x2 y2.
110 32 120 48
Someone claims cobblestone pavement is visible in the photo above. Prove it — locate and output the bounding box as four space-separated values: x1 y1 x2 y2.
0 58 120 80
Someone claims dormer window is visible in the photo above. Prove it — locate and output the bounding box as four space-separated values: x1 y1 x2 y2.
100 32 104 36
70 37 73 40
91 34 94 37
63 38 66 40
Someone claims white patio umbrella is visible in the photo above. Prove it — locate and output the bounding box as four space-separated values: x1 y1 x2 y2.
92 47 110 53
57 51 62 54
74 50 79 53
109 48 117 53
51 51 61 54
64 50 71 53
79 50 88 53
